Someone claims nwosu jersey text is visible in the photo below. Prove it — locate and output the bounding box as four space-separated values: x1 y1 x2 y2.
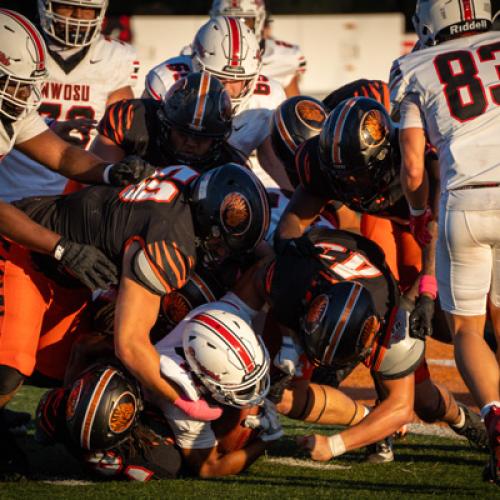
390 31 500 196
0 36 139 202
14 166 198 295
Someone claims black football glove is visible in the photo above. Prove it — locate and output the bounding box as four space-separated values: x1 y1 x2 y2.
107 155 156 187
409 295 435 340
54 238 118 291
274 234 320 257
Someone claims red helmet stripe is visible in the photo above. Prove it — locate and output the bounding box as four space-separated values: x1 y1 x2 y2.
1 9 46 72
192 72 211 130
461 0 473 21
332 98 357 165
323 283 363 365
227 16 242 67
193 313 255 372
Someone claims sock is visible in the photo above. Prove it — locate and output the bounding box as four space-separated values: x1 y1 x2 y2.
480 401 500 420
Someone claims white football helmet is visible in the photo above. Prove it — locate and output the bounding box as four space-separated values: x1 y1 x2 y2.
413 0 492 46
0 9 48 121
191 16 262 113
183 306 270 408
209 0 267 43
38 0 108 48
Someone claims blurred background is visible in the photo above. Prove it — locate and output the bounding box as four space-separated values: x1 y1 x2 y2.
4 1 500 97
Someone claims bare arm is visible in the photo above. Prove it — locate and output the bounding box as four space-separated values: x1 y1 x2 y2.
0 200 60 254
181 440 268 478
284 74 301 98
114 244 180 403
256 136 294 192
400 127 428 211
277 185 328 239
17 129 107 184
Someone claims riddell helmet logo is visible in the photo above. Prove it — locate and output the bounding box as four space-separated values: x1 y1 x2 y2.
0 51 10 66
295 101 326 130
450 19 489 34
220 192 252 236
304 294 329 335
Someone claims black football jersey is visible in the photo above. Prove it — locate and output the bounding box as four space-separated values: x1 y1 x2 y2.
14 166 199 294
323 79 390 113
295 135 409 221
98 98 247 169
265 228 399 331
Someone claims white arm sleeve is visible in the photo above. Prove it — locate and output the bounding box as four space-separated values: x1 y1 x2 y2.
399 93 426 130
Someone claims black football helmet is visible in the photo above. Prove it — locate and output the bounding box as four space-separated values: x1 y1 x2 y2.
270 96 327 187
66 366 141 451
189 163 270 266
300 281 381 370
157 71 233 169
318 97 397 203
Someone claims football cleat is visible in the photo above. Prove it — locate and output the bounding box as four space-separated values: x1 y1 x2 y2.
0 408 31 436
450 403 489 451
365 436 394 464
484 405 500 485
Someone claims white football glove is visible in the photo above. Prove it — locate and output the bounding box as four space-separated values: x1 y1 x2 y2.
243 399 284 442
273 336 303 377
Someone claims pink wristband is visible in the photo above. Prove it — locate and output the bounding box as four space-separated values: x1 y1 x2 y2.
173 395 223 421
419 275 437 299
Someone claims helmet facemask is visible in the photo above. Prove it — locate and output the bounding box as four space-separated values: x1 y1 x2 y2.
38 0 108 48
0 73 44 121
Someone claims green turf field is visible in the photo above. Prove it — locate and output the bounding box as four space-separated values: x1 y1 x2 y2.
1 385 499 499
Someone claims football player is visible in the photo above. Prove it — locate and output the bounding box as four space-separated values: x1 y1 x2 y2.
0 163 269 476
391 0 500 483
142 16 286 190
273 96 487 455
0 0 139 202
208 0 307 97
92 72 247 169
0 9 151 289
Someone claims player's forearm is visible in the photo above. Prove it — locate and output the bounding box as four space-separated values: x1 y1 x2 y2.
0 201 60 254
198 440 267 478
421 220 437 277
339 396 413 451
58 145 108 184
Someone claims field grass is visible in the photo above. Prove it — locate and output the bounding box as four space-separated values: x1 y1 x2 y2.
1 386 499 499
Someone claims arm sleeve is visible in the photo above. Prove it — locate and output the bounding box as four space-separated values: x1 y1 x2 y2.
399 93 426 130
15 111 49 144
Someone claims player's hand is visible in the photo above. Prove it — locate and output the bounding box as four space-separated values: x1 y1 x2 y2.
409 294 435 340
274 234 320 257
244 400 284 442
296 434 333 461
273 336 303 377
173 395 223 421
268 371 293 404
409 207 433 247
107 155 156 187
54 238 118 291
50 118 97 145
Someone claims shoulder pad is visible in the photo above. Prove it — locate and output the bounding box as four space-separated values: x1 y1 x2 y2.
372 305 425 379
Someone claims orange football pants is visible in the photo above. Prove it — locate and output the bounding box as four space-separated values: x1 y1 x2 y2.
0 239 90 381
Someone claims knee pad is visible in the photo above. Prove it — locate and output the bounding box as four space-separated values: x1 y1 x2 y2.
0 365 24 395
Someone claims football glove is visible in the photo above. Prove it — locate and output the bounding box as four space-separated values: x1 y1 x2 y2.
409 295 435 340
244 399 284 442
107 155 156 187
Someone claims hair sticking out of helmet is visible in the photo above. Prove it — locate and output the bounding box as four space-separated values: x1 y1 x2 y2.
38 0 108 48
183 305 270 408
0 9 48 121
300 282 380 371
189 163 270 267
270 95 327 187
318 96 396 204
209 0 267 43
413 0 492 46
191 16 262 113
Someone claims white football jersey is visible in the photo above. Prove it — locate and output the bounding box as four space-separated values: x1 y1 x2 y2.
0 110 47 163
390 31 500 198
261 37 307 89
146 294 252 450
144 55 286 157
0 36 139 202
